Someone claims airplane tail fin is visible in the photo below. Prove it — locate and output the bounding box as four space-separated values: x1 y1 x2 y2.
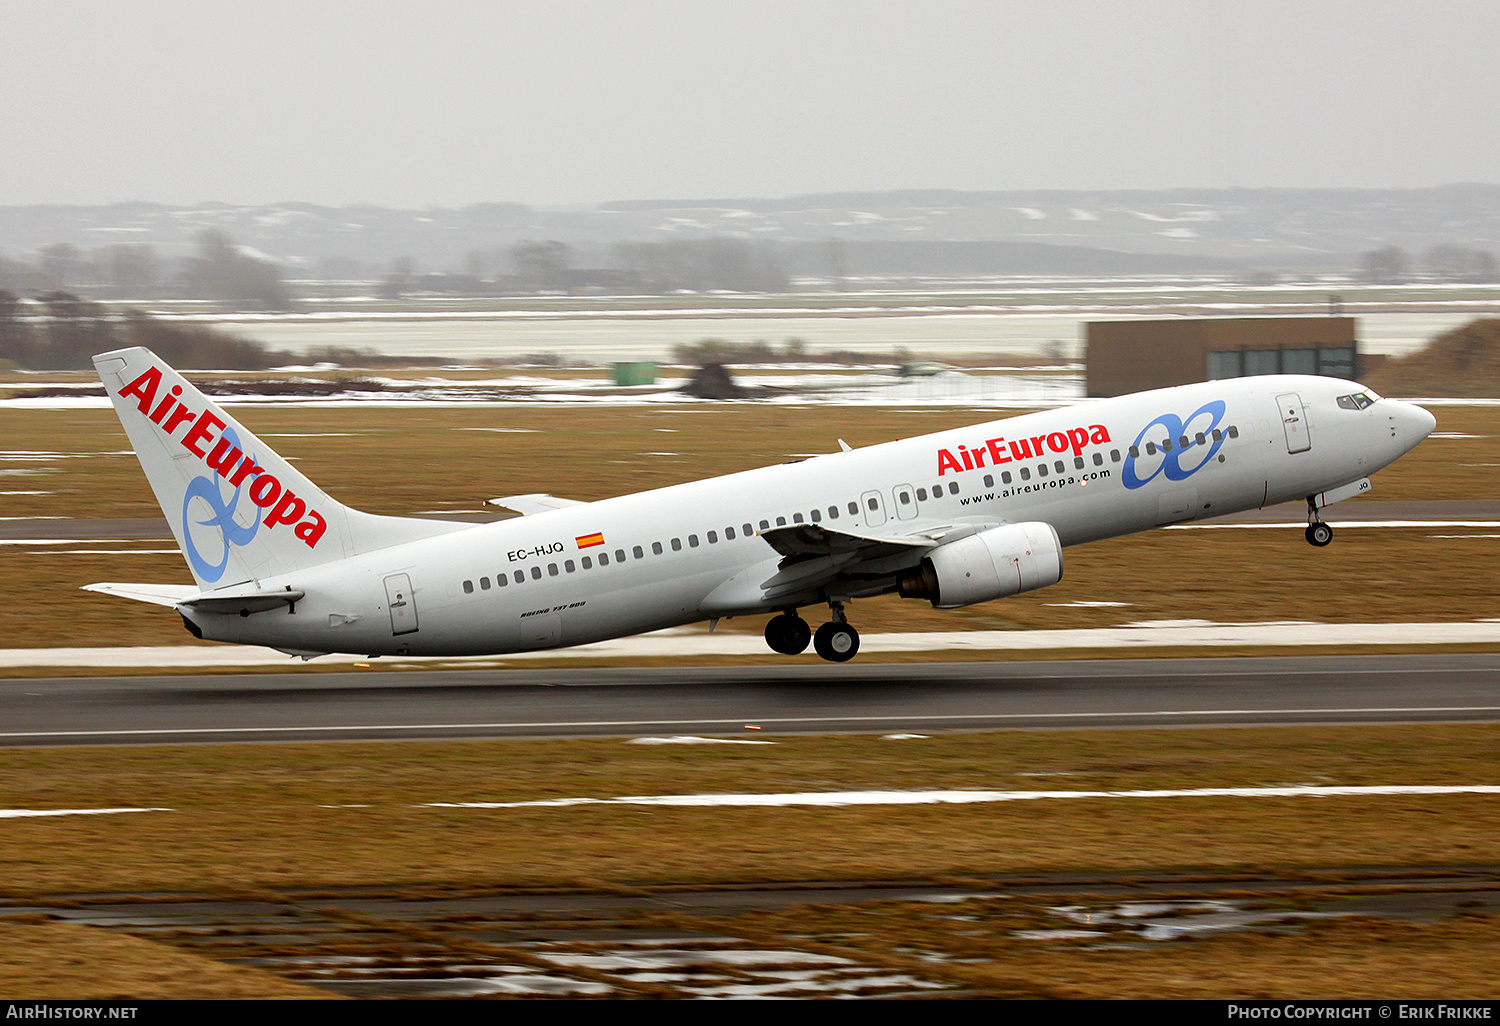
93 347 467 590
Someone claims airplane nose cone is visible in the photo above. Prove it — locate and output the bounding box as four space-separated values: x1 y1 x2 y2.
1408 402 1437 440
1390 400 1436 448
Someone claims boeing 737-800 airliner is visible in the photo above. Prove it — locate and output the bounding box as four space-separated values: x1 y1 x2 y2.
85 347 1435 662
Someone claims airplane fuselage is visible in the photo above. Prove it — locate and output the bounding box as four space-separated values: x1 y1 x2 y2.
181 374 1435 658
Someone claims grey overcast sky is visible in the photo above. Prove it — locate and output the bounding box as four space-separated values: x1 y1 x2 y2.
3 0 1497 207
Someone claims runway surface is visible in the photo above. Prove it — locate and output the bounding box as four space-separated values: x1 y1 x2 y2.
3 653 1498 747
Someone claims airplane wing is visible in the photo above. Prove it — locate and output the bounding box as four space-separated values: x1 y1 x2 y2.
484 493 589 516
754 521 985 602
758 522 939 562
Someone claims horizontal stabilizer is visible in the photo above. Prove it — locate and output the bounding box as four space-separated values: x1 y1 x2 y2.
485 493 588 516
85 581 305 614
82 582 197 607
181 585 305 615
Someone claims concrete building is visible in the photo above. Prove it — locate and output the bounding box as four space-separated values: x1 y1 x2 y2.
1085 317 1360 397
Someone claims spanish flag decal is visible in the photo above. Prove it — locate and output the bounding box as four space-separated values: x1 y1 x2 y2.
575 532 605 549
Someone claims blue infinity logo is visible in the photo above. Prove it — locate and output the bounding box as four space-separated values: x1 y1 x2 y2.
180 427 259 582
1122 400 1227 490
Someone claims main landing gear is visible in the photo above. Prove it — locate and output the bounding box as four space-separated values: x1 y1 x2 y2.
1305 496 1333 547
765 602 861 662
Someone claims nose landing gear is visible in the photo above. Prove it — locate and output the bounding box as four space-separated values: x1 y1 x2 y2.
1306 496 1333 547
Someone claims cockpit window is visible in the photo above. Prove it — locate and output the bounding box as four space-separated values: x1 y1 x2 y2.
1336 392 1376 410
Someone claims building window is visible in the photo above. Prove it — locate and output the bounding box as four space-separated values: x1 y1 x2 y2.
1206 350 1243 380
1244 350 1281 375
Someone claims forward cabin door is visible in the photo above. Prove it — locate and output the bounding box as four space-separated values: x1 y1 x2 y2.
384 573 419 635
1277 393 1311 454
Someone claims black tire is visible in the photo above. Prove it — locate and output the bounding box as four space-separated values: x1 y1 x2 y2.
813 621 860 662
1306 522 1333 547
765 613 812 655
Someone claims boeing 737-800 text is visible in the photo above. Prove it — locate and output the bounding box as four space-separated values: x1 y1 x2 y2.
85 347 1435 662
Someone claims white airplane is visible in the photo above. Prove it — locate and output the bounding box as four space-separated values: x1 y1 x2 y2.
85 346 1435 663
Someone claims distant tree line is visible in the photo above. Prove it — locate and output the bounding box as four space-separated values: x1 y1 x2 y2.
373 237 788 298
0 291 288 371
0 230 292 310
1359 244 1499 284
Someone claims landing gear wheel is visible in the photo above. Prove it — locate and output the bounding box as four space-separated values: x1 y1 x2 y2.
764 613 811 655
1306 522 1333 547
813 621 860 662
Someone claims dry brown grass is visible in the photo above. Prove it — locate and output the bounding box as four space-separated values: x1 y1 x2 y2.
3 726 1499 895
0 919 337 999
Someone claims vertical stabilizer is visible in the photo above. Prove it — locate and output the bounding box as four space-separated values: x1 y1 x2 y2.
94 347 465 590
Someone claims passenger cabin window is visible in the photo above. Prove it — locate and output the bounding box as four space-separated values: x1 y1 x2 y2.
652 542 663 555
497 573 508 586
615 549 626 563
898 490 911 505
564 560 575 573
867 497 879 511
727 526 738 539
1038 463 1048 478
581 556 591 569
776 516 787 527
671 538 682 551
599 552 610 566
917 487 928 500
1002 471 1012 484
1020 467 1031 481
1227 425 1240 438
948 482 959 495
1161 439 1173 452
480 577 490 590
1074 457 1085 470
1092 452 1103 466
792 513 803 524
463 580 474 594
1111 449 1121 462
531 566 542 579
810 509 821 522
1054 461 1065 474
759 520 770 531
708 530 718 543
847 502 858 515
548 563 559 576
514 570 525 584
1179 435 1189 448
828 506 839 520
632 545 644 559
689 534 700 547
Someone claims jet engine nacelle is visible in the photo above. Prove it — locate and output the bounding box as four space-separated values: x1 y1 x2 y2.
897 521 1063 608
